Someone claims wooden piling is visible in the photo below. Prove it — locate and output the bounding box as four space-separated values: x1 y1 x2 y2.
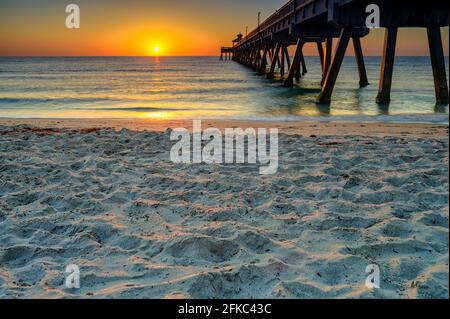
280 45 285 78
245 49 250 66
376 27 398 104
257 46 263 69
301 51 307 75
275 52 281 69
322 37 333 85
267 43 281 79
352 37 369 87
295 60 301 80
317 41 325 73
252 46 260 69
269 45 275 67
253 46 260 69
247 48 252 66
317 28 351 104
427 26 449 105
284 39 304 87
259 45 269 74
284 46 291 70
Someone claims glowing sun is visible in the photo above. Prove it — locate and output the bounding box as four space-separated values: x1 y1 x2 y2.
146 41 165 56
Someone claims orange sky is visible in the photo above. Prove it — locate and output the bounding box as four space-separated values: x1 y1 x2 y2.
0 0 448 56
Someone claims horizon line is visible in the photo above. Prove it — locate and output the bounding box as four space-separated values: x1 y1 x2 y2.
1 55 448 58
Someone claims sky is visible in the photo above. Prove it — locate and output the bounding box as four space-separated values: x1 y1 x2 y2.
0 0 448 56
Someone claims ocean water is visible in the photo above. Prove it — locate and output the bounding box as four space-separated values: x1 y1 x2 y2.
0 56 448 123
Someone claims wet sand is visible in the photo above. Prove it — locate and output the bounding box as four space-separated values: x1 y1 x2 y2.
0 118 448 138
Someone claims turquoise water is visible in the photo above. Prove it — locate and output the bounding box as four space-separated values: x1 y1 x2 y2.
0 56 448 123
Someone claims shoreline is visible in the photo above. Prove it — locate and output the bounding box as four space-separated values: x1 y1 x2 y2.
0 118 448 139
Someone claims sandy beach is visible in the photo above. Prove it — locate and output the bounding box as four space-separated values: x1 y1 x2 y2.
0 119 448 299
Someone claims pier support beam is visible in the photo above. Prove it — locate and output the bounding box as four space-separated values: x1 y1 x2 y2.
248 48 253 66
253 46 261 70
276 52 281 69
317 41 325 73
352 37 369 87
267 43 281 79
259 45 269 74
284 39 304 87
284 45 291 71
376 27 398 104
427 26 449 105
245 48 251 66
280 45 286 78
317 29 351 104
295 57 302 80
322 37 333 85
301 52 307 75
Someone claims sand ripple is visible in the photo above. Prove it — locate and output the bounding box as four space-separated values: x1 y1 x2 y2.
0 126 448 298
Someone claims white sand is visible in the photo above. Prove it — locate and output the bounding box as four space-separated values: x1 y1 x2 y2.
0 121 448 299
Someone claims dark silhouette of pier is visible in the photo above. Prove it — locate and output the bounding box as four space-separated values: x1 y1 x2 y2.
220 0 449 105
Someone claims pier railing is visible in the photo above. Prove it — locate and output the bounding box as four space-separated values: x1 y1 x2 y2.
238 0 326 47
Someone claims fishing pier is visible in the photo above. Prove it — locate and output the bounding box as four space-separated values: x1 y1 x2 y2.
220 0 449 105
